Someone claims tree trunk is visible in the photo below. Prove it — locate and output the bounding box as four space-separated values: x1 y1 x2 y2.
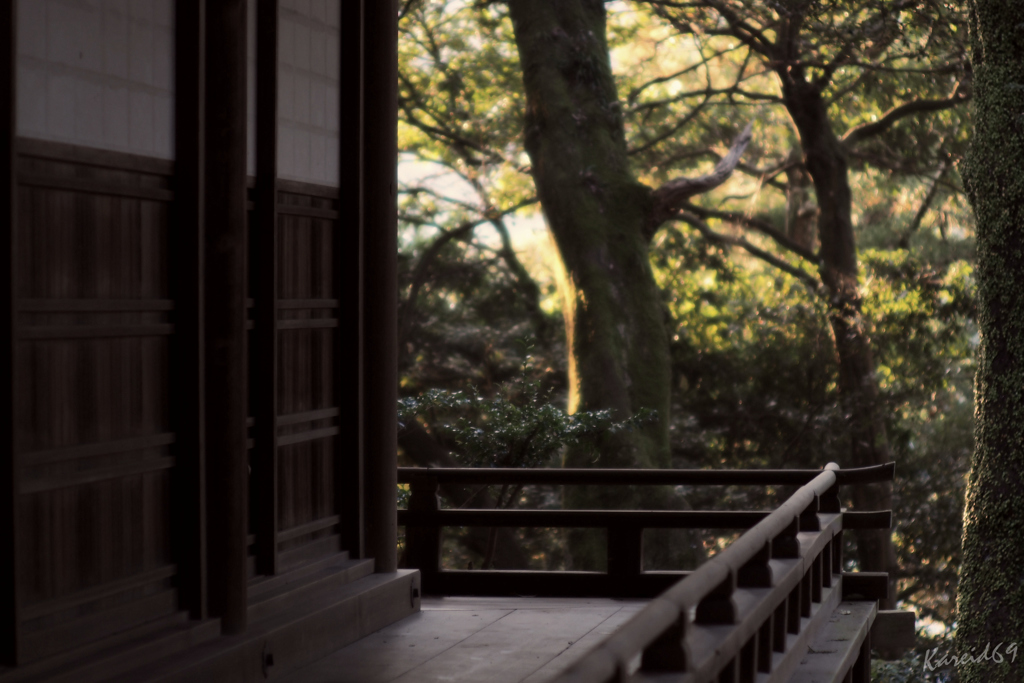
507 0 701 570
784 149 816 251
957 3 1024 680
508 0 668 469
780 75 897 607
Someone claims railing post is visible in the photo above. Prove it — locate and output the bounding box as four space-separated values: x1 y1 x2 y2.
773 599 787 652
738 540 772 588
772 516 800 559
739 636 757 683
641 610 690 672
821 480 842 513
607 525 643 584
696 570 737 624
811 551 823 603
800 493 821 531
822 532 834 588
406 474 441 589
757 615 774 673
800 568 812 618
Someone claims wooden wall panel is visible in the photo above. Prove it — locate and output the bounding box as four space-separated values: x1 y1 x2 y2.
266 186 342 568
10 141 179 662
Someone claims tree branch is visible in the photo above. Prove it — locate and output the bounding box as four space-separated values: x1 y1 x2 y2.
841 84 971 148
676 212 823 292
898 157 952 249
644 122 753 238
681 201 819 264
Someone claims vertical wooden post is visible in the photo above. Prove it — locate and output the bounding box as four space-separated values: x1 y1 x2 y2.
800 568 812 618
406 476 441 590
772 516 800 559
737 541 772 588
252 0 280 578
851 630 871 683
362 0 398 573
607 526 643 581
833 530 844 573
172 0 208 621
812 551 823 603
204 0 249 634
773 600 787 651
799 493 821 531
822 532 834 588
338 0 364 560
641 611 690 672
739 637 757 683
757 616 773 673
787 582 802 634
0 0 18 665
696 571 737 625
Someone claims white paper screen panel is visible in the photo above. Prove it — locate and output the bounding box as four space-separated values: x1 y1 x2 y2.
16 0 176 160
277 0 340 187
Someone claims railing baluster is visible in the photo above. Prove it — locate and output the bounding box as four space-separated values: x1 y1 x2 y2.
773 600 787 652
772 516 801 559
821 480 842 513
822 531 834 588
607 525 643 579
800 568 812 618
787 583 801 634
718 658 738 683
812 551 823 603
800 493 821 531
406 474 441 587
738 540 772 588
757 616 773 673
851 629 871 683
696 570 737 624
641 607 690 672
739 636 757 683
833 527 844 573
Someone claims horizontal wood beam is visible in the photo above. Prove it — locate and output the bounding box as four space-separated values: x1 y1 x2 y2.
397 462 895 487
400 508 772 529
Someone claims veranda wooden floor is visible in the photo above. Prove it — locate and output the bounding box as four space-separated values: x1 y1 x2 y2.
277 596 648 683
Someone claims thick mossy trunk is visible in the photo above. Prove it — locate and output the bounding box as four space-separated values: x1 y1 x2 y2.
507 0 668 468
508 0 697 569
957 3 1024 680
781 75 897 606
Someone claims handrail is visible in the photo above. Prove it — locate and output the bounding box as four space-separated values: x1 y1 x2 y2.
400 462 895 682
549 463 876 682
397 461 894 486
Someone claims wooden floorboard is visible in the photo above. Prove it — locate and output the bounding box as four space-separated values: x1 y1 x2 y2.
278 597 647 683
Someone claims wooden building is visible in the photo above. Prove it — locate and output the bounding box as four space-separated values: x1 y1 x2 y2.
0 1 416 681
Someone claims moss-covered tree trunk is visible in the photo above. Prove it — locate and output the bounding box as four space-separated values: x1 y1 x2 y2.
957 3 1024 680
506 0 689 569
507 0 668 471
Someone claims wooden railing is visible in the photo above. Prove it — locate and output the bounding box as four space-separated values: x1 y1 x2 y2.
398 462 897 682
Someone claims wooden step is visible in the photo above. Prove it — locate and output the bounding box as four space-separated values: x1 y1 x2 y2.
0 613 221 683
107 569 421 683
247 556 375 622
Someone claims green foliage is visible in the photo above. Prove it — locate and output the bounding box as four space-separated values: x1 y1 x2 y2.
399 360 656 470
